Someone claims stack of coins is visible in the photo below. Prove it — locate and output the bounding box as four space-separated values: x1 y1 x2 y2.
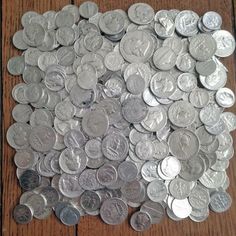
7 1 236 231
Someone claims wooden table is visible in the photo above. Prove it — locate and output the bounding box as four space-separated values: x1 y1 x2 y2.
2 0 236 235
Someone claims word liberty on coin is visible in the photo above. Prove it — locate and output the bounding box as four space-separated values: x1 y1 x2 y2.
7 1 236 232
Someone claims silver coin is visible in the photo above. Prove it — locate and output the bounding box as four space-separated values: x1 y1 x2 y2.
29 126 56 152
84 138 103 159
99 11 124 35
176 52 196 72
126 74 145 95
199 169 226 189
168 129 200 160
128 3 154 25
25 193 47 217
199 104 222 126
140 200 165 224
153 47 177 71
169 178 191 199
100 198 128 225
80 190 101 212
154 10 175 38
171 198 192 218
55 10 75 28
14 149 37 169
212 30 235 57
168 101 196 127
175 10 199 37
160 156 181 179
120 30 154 63
96 163 118 186
82 110 109 137
79 169 102 190
59 148 87 174
60 206 80 226
79 1 98 19
200 64 227 90
210 191 232 213
141 106 167 132
135 140 154 160
7 56 25 75
64 129 86 149
202 11 222 30
130 211 151 232
102 132 128 161
215 87 235 108
189 33 216 61
147 179 167 202
221 112 236 132
12 104 33 123
189 88 210 108
195 60 217 76
59 173 84 198
177 73 197 92
7 122 31 149
141 161 159 182
118 161 138 182
150 72 176 98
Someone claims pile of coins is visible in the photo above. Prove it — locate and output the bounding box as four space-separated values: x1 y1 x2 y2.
7 1 236 231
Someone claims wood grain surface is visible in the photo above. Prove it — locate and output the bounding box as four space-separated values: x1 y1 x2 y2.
2 1 236 236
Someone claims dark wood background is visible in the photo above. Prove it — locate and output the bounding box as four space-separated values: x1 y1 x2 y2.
2 0 236 236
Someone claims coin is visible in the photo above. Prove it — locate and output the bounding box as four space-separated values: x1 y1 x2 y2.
60 206 80 226
130 211 151 231
210 191 232 213
100 198 128 225
13 204 33 224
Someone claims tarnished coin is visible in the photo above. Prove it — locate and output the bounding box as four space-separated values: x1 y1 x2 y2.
19 169 41 191
13 204 33 224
